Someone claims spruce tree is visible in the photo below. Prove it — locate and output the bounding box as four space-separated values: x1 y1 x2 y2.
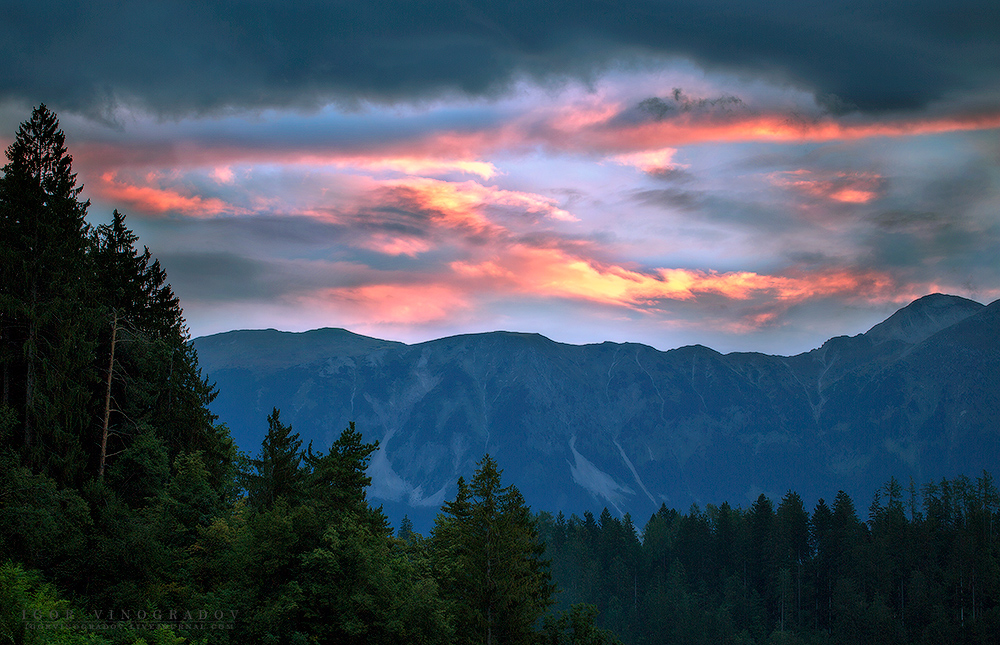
303 420 380 524
0 104 96 484
433 455 554 645
89 208 224 485
245 407 304 509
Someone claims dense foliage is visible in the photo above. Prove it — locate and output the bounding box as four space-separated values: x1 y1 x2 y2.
540 474 1000 645
1 106 996 645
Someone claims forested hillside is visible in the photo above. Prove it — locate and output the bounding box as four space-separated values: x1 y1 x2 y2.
541 474 1000 644
1 106 997 645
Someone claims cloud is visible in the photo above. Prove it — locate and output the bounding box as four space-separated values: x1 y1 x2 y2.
336 157 498 180
62 83 1000 206
577 105 1000 152
451 244 900 318
95 171 247 217
611 147 686 175
365 178 578 234
74 138 500 181
302 283 469 325
7 31 991 358
629 90 748 121
4 1 999 118
631 188 704 211
355 234 434 258
156 252 277 301
770 170 886 204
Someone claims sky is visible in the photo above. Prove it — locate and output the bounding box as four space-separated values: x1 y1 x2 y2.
2 0 999 355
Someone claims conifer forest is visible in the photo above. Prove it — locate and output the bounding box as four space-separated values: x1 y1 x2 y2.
1 106 998 644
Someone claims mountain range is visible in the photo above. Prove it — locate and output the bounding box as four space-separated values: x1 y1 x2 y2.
193 293 1000 532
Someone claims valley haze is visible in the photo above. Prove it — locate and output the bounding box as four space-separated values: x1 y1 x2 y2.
194 293 1000 533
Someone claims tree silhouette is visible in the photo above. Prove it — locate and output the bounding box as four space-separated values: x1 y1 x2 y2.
0 104 95 484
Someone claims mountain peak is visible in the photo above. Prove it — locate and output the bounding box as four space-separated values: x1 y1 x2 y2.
194 292 1000 533
864 293 984 345
194 327 404 371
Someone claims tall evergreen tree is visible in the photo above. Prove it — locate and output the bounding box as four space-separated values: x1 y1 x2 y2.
89 208 225 486
433 454 555 645
244 407 304 510
303 420 381 526
748 493 776 604
0 104 96 484
776 490 810 628
811 497 834 632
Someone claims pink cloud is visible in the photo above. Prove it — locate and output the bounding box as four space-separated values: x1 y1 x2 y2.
393 106 1000 161
611 147 685 174
211 166 235 184
67 95 1000 212
356 234 434 257
770 170 886 204
326 156 498 179
452 245 897 307
305 283 469 324
95 172 246 217
375 177 577 229
573 109 1000 151
75 140 501 181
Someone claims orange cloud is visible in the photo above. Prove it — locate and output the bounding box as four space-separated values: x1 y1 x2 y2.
611 147 685 174
408 106 1000 160
452 245 898 321
95 172 245 217
309 283 468 324
581 110 1000 151
287 250 904 333
380 177 577 230
770 170 886 204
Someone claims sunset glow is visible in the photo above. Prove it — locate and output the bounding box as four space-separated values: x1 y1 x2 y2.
97 172 246 217
770 171 886 204
6 0 997 354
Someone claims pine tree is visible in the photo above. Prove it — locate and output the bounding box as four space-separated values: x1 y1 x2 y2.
0 104 96 484
303 421 380 524
244 408 304 510
811 498 834 632
776 490 810 628
433 455 555 645
89 208 224 484
748 493 776 607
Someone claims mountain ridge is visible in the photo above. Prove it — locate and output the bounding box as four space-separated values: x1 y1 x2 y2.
194 294 999 531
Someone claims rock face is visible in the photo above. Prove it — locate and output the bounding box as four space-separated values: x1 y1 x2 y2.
193 294 1000 531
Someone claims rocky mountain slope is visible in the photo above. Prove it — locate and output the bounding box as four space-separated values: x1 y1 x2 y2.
194 294 1000 531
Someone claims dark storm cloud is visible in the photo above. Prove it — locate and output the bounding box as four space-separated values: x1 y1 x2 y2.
3 0 998 117
918 163 995 212
619 89 749 125
857 159 1000 286
866 206 998 269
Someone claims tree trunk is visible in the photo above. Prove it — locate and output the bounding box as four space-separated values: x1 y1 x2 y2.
98 310 117 478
